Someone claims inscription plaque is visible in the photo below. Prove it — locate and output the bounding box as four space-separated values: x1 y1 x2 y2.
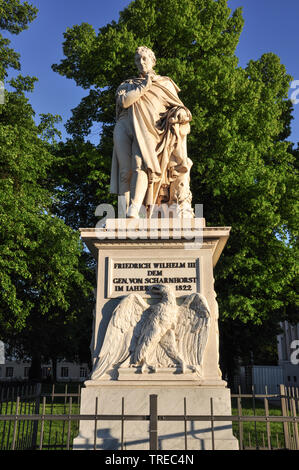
106 257 201 298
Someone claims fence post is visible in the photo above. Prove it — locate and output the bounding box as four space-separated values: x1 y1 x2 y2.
280 384 290 449
290 390 299 450
31 383 41 450
93 396 98 451
264 385 272 450
252 384 259 450
39 396 46 450
11 396 20 450
184 397 187 450
121 397 125 450
210 398 215 450
149 394 158 450
237 385 243 450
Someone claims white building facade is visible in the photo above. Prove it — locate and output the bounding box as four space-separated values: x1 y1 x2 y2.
0 359 90 382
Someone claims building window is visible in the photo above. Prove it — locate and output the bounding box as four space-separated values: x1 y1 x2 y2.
294 376 297 383
5 367 13 378
80 367 87 378
24 367 30 378
61 367 69 378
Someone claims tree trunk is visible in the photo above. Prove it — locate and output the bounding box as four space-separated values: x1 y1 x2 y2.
51 356 57 382
29 354 42 382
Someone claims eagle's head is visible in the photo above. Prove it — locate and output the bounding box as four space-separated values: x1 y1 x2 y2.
150 285 176 304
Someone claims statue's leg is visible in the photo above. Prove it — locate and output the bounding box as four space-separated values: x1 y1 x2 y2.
113 119 133 212
127 140 148 218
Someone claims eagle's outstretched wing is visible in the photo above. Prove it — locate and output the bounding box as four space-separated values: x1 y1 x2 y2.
91 294 149 379
175 293 211 370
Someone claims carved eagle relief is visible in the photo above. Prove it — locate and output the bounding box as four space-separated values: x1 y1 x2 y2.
91 285 210 380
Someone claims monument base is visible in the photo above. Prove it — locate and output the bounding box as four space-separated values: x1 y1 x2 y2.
75 222 238 450
73 382 239 450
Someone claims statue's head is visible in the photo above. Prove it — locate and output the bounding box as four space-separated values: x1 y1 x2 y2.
135 46 156 75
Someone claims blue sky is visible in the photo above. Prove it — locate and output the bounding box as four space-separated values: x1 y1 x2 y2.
5 0 299 145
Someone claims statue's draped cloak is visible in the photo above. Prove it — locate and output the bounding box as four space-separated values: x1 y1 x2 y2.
110 76 191 206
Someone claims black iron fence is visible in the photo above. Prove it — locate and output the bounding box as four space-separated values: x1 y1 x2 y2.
231 384 299 450
0 382 81 450
0 383 298 450
0 382 41 450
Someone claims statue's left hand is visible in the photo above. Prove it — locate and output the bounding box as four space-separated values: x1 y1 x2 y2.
175 108 189 123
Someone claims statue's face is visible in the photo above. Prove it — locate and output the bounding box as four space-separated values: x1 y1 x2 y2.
135 52 155 75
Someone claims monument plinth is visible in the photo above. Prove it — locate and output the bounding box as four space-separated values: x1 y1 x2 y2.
73 220 239 450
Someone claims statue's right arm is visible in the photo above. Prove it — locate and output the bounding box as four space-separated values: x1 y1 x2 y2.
116 75 152 109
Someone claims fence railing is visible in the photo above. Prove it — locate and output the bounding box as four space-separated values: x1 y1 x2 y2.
231 384 299 450
0 383 298 450
0 382 41 450
0 382 81 450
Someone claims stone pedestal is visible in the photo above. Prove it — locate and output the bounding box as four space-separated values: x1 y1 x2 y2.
73 219 238 450
74 383 237 450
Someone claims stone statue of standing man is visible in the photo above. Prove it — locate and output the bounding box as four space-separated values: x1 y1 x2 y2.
110 46 194 218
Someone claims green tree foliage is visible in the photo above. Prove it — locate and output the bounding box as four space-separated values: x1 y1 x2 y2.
0 0 37 79
0 77 92 332
50 138 113 231
7 251 95 379
51 0 298 379
0 1 94 372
